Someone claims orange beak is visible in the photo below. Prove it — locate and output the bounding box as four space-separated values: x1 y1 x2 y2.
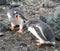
16 14 19 21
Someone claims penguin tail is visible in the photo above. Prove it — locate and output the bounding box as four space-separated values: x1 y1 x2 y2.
44 41 56 46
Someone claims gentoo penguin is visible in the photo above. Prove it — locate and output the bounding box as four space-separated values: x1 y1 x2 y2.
7 8 27 33
26 20 55 45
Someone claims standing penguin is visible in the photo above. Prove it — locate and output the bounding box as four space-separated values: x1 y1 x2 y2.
26 20 55 45
7 8 27 33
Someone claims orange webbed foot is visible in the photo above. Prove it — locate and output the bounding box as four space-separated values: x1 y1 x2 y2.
17 29 23 33
36 40 41 46
10 26 14 30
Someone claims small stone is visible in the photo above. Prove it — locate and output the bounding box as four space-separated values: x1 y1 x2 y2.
20 43 27 47
1 47 5 50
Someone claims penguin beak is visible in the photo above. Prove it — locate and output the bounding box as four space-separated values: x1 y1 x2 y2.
16 14 19 20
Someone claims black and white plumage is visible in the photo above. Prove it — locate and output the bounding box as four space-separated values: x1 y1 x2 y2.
27 20 55 45
7 8 55 45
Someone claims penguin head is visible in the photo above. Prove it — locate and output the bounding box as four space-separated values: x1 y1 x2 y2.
7 8 27 24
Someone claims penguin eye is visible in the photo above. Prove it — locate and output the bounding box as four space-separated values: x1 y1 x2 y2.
24 21 25 23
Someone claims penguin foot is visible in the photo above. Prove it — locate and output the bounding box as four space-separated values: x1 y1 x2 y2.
17 29 23 33
10 26 14 30
35 40 42 46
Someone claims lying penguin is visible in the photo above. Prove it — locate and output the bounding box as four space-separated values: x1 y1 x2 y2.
26 19 55 46
7 8 27 33
7 8 55 46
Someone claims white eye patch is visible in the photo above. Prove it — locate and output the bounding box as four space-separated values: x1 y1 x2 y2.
14 11 17 13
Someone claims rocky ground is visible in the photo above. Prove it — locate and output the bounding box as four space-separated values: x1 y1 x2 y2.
0 0 60 51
